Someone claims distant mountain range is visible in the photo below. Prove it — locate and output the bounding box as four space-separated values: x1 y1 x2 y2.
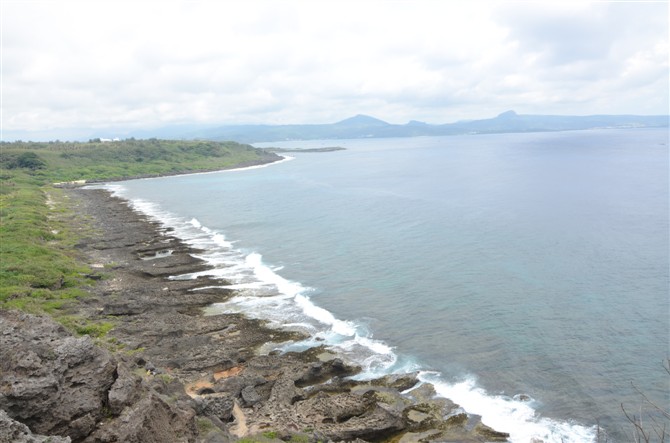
176 111 668 143
5 111 667 143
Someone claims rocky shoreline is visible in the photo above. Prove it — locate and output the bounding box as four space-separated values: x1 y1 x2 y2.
0 187 510 443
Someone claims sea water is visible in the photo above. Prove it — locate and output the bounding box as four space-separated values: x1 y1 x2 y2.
107 129 668 442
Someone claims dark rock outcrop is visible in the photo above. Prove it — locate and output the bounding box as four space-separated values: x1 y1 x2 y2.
0 310 116 440
0 310 198 443
82 389 198 443
0 409 71 443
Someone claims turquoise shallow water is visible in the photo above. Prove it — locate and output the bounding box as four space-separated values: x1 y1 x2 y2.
112 129 668 442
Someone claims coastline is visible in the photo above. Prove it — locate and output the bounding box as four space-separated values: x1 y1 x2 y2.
57 155 288 187
0 185 510 442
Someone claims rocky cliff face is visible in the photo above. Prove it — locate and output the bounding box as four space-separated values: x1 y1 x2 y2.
0 310 197 443
0 310 116 440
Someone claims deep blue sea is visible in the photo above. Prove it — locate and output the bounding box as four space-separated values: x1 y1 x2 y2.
108 129 668 442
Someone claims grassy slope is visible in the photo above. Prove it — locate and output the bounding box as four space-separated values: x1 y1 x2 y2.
0 139 278 329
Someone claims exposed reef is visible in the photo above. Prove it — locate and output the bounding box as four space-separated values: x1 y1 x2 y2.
0 188 509 443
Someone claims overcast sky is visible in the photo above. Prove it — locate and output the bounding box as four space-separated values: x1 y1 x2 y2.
2 1 668 136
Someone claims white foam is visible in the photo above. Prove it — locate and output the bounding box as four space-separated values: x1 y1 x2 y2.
294 293 357 336
191 283 265 291
246 253 306 298
140 250 173 260
211 233 232 248
354 334 393 356
282 322 318 331
421 372 597 443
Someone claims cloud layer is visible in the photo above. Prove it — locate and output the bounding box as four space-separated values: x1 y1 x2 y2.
3 1 668 134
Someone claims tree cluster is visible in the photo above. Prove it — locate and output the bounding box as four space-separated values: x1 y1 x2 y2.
0 151 46 170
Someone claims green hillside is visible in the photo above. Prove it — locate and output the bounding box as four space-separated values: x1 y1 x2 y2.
0 138 279 183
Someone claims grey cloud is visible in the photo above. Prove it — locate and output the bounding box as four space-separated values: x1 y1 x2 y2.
499 3 666 66
503 13 612 64
2 1 667 134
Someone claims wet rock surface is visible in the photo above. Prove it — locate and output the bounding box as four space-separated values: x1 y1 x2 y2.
0 188 510 442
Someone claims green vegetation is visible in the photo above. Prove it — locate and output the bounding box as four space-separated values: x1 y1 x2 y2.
0 138 279 336
58 316 115 337
237 436 284 443
0 138 279 182
0 179 90 307
2 151 47 170
196 417 216 434
156 373 175 384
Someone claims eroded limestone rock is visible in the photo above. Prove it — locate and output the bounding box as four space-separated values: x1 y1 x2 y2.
0 310 116 440
0 409 71 443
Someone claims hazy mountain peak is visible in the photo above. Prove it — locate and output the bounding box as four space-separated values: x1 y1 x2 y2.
407 120 428 126
496 110 519 119
335 114 390 126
